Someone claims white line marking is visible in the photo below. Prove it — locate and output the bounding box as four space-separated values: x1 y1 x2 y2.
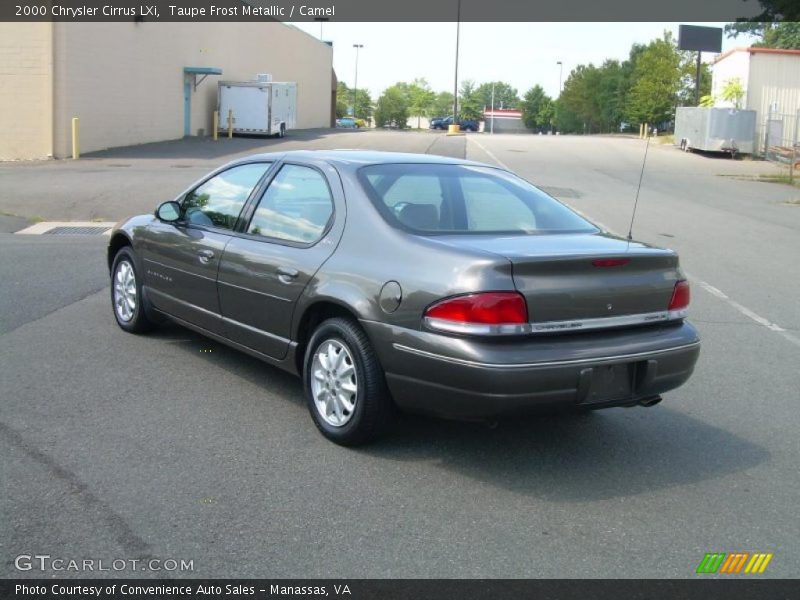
468 135 510 169
15 221 116 235
687 275 800 347
467 136 800 350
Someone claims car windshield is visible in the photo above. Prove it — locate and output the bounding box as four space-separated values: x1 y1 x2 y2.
358 163 597 235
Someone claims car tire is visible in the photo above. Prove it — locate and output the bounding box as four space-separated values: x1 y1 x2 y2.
303 317 394 445
110 246 154 334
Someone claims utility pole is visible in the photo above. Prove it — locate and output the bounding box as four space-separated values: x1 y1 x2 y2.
352 44 363 119
695 51 702 106
490 82 495 134
452 0 461 123
314 17 328 39
557 61 563 96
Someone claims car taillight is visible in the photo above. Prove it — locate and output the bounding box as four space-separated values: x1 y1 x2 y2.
424 292 530 335
668 280 690 314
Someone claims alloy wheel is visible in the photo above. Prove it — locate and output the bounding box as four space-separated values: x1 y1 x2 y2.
310 339 358 427
113 260 137 322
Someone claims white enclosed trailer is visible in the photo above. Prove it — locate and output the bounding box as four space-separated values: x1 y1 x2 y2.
674 107 756 155
217 80 297 137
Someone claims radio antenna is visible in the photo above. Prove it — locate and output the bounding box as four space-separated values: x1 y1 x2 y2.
627 133 651 241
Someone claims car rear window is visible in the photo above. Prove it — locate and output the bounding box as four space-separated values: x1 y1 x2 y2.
358 163 596 235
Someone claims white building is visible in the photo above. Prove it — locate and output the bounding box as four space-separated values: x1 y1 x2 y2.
711 47 800 153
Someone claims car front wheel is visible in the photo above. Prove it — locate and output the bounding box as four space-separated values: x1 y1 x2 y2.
111 247 154 333
303 317 394 445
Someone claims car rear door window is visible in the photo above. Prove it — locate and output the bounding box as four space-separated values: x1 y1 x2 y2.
247 164 333 244
183 163 271 230
365 173 444 230
459 175 537 232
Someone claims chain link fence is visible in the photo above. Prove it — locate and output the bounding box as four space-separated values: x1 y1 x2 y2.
763 108 799 183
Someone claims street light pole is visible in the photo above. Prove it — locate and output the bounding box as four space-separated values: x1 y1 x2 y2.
490 82 495 135
314 17 328 39
352 44 363 120
452 0 461 123
557 61 563 96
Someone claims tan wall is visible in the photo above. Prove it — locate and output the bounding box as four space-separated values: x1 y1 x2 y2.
50 22 332 157
0 22 53 160
747 53 800 152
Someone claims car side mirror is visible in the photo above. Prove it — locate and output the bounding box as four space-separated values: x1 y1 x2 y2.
156 201 181 222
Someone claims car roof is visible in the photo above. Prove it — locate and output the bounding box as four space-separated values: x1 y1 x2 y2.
228 149 495 169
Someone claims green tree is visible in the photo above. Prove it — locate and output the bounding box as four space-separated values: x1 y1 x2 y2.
336 81 373 121
474 81 520 110
555 42 649 133
625 32 682 125
406 78 436 128
725 21 800 49
573 59 629 132
431 91 455 118
335 81 349 118
554 98 584 134
353 89 373 122
748 0 800 20
699 94 715 107
374 84 409 128
520 85 550 130
558 64 604 132
678 51 712 106
720 77 746 108
458 80 483 120
537 98 556 131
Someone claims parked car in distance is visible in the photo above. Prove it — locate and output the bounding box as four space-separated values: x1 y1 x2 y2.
336 117 358 128
431 116 479 132
429 116 446 129
108 150 700 445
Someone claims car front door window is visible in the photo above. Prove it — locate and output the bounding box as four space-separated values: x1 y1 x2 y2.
183 163 271 230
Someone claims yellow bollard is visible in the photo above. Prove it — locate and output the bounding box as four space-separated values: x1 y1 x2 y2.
213 111 219 141
71 117 80 159
639 123 644 139
644 122 649 138
447 124 461 135
227 109 233 139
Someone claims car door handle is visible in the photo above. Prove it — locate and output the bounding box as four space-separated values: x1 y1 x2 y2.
198 249 215 264
277 266 299 283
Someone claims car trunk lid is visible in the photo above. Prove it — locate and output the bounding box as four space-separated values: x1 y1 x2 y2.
430 232 682 326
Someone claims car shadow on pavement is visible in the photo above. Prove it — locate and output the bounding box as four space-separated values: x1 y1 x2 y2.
150 323 769 503
364 409 770 502
146 323 306 407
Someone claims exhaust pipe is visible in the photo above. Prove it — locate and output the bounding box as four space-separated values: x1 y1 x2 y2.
639 395 663 407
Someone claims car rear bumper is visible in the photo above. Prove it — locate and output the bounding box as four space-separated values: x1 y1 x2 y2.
361 320 700 418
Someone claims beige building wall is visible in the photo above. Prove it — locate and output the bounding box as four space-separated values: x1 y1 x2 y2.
2 21 332 160
713 49 800 152
0 22 53 159
46 22 332 158
747 52 800 151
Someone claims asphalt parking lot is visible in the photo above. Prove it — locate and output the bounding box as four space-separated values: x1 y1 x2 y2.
1 130 798 578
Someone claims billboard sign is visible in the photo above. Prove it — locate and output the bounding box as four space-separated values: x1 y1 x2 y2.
678 25 722 53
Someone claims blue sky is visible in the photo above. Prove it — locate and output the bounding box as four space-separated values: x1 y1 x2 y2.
288 22 756 99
